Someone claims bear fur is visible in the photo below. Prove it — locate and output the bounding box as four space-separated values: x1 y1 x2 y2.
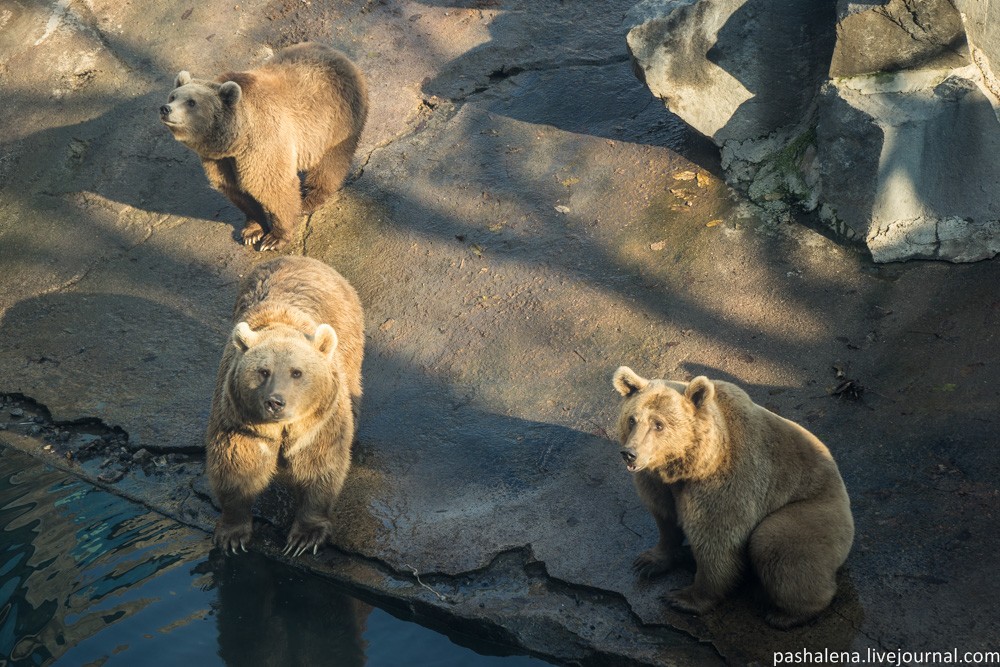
206 256 364 556
160 43 368 251
611 367 854 628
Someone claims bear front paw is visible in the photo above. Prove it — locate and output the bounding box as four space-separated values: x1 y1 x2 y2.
257 232 288 252
241 222 264 246
633 548 675 579
283 521 331 557
665 586 719 615
214 520 252 555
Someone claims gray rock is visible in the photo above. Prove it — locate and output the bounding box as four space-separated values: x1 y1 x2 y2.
818 70 1000 262
627 0 1000 262
625 0 835 145
830 0 968 77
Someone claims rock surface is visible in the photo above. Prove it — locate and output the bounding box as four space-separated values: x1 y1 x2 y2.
627 0 1000 262
2 0 1000 665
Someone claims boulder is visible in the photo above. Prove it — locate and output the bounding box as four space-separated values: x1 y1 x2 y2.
627 0 1000 262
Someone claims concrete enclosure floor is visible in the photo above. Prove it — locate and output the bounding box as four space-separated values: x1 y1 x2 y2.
1 1 998 664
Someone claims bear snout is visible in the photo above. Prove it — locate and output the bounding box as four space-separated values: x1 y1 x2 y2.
264 394 286 416
159 105 171 117
620 448 638 471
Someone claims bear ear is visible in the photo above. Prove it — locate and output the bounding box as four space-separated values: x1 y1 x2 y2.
232 322 258 352
219 81 242 106
685 376 715 410
175 70 192 87
312 324 338 357
612 366 648 397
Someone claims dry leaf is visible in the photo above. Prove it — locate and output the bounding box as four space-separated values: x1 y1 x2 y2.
554 205 570 214
706 219 722 227
471 243 484 257
696 172 710 188
674 170 696 181
650 240 666 251
560 177 579 187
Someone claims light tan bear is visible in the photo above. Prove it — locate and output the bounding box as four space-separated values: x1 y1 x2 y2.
611 367 854 628
160 43 368 251
206 256 364 556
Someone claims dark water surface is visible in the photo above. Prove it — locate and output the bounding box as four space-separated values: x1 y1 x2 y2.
0 446 549 666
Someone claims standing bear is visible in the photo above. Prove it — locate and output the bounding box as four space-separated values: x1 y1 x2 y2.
206 256 364 556
611 367 854 628
160 43 368 251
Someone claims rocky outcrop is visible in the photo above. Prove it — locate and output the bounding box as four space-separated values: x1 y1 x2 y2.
627 0 1000 262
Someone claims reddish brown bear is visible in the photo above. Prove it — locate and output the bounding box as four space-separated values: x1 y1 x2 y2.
205 256 364 556
612 367 854 628
160 43 368 251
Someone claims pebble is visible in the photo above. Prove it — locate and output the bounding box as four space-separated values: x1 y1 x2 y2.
98 469 126 484
10 408 24 418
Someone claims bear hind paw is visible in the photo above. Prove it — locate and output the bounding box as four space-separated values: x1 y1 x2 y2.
664 587 719 615
765 610 816 630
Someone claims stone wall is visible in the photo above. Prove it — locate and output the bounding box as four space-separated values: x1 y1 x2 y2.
627 0 1000 262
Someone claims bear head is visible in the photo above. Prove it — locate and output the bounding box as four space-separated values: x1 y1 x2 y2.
611 366 718 482
159 71 243 152
229 321 339 424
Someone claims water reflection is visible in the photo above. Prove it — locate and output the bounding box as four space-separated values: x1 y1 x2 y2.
0 446 549 667
210 552 369 667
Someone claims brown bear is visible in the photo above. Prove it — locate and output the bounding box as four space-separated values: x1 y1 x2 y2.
611 367 854 628
160 43 368 251
205 256 364 556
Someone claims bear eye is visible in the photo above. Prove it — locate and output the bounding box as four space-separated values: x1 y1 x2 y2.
627 415 636 428
290 369 302 379
258 368 270 380
186 99 196 108
168 94 175 102
653 420 664 432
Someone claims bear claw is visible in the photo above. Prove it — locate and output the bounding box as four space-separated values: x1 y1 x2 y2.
283 521 330 557
257 232 288 252
214 521 252 555
633 548 674 578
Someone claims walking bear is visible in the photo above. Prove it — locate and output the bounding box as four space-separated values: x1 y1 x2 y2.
611 367 854 628
160 43 368 251
206 256 364 556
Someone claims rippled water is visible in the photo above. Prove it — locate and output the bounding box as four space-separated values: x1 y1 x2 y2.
0 446 548 666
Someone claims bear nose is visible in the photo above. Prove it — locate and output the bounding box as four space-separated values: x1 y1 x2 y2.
159 105 171 116
620 449 637 465
265 395 285 414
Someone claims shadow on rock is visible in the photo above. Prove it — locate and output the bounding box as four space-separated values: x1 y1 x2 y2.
416 0 712 158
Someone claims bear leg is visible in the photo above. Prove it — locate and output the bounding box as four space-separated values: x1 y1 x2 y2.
666 541 743 614
302 140 357 214
236 155 302 251
201 158 269 245
284 473 347 557
206 429 278 554
213 488 256 554
283 434 352 557
750 500 850 628
634 511 684 578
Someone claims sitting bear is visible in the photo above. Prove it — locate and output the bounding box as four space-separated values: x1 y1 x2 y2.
205 256 364 556
611 367 854 628
160 43 368 251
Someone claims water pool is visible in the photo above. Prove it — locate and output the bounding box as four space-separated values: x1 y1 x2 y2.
0 445 550 666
